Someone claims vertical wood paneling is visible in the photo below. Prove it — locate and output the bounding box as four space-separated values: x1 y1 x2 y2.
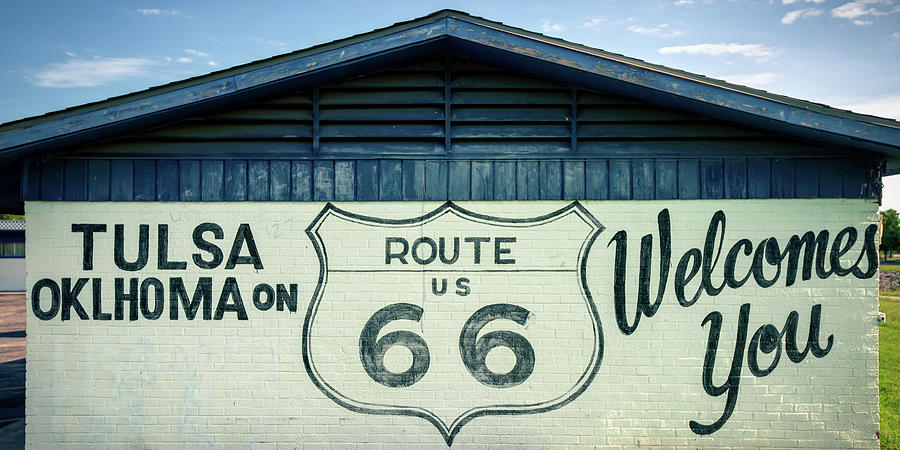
314 160 335 201
40 160 63 200
723 160 747 199
110 160 133 201
270 160 291 201
291 160 313 201
201 160 224 201
819 159 843 198
539 161 561 200
700 159 724 199
335 160 355 201
356 160 379 201
471 161 493 200
678 160 699 199
516 161 539 200
632 160 654 200
771 159 795 198
248 160 270 201
655 160 676 200
609 160 630 200
747 159 771 199
64 159 87 201
494 161 516 200
585 160 608 200
795 159 819 198
179 160 200 201
448 160 471 200
224 160 247 201
425 160 448 201
23 158 41 201
36 155 870 203
843 160 866 198
156 160 179 201
88 159 110 201
133 160 156 201
563 161 585 200
402 160 425 201
379 160 402 201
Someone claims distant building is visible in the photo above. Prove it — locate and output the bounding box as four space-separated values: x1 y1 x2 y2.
0 219 24 291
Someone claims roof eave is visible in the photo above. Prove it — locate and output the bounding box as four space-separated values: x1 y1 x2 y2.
445 17 900 153
0 11 898 161
0 17 450 159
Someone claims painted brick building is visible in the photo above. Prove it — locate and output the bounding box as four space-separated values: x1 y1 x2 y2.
1 10 898 448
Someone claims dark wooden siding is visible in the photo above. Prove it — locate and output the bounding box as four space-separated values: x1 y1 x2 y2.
25 55 877 201
24 157 878 202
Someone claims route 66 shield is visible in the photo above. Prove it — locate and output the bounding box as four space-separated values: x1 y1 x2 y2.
303 202 604 445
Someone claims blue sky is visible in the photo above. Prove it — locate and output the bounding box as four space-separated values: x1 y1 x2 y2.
1 0 899 205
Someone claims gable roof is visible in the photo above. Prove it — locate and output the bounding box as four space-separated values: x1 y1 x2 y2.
1 9 898 163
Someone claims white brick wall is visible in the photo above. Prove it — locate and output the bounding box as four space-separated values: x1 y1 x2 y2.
25 199 880 448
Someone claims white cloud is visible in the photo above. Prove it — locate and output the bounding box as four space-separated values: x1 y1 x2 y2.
892 31 900 38
136 8 181 16
837 94 900 120
64 51 77 57
720 72 778 86
176 57 192 63
658 43 776 58
831 0 900 24
581 16 608 28
183 49 216 68
674 0 694 5
250 37 289 50
783 0 826 4
628 24 685 37
541 20 564 33
184 48 211 59
27 57 160 88
781 7 824 23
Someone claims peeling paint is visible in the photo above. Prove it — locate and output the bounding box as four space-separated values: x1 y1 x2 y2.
591 65 617 78
480 40 581 69
396 29 429 39
617 72 642 84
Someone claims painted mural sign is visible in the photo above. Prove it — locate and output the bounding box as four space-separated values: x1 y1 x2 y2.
25 201 881 447
304 202 603 445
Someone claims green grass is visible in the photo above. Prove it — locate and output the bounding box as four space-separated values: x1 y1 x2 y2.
882 265 900 273
881 296 900 448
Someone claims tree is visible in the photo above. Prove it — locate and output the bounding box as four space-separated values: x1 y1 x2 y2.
882 209 900 260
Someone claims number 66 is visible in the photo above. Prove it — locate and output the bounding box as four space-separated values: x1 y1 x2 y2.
359 303 535 388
